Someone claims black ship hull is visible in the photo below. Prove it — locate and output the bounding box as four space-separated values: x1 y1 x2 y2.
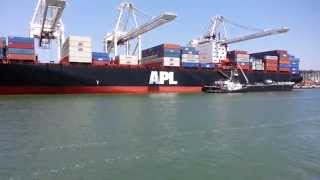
0 63 300 94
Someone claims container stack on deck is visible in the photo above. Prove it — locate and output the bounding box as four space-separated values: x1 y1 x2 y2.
141 44 181 67
250 50 292 73
0 37 5 61
114 55 139 65
289 55 300 75
61 36 92 64
250 58 264 71
180 47 200 68
92 52 110 66
6 37 35 62
277 51 290 73
228 50 251 71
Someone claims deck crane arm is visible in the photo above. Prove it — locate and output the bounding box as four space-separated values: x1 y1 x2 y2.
117 13 177 44
30 0 66 59
104 2 176 59
196 15 289 46
218 27 289 45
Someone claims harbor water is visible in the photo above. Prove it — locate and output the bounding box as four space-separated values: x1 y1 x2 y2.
0 89 320 180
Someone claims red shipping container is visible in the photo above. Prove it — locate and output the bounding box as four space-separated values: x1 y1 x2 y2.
143 62 163 68
237 64 251 71
265 68 278 72
279 68 290 72
265 63 278 66
264 59 278 63
163 44 181 49
92 60 109 66
8 43 34 49
7 54 35 61
279 58 290 64
229 50 248 55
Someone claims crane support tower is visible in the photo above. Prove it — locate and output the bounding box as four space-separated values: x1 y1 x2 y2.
30 0 66 59
104 1 177 59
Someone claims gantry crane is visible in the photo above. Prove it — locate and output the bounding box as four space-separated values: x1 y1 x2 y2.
190 15 289 62
104 1 177 59
30 0 66 60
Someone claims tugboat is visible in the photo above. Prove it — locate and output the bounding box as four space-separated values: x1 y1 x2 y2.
202 65 295 93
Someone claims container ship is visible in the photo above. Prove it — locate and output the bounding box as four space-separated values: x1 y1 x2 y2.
0 1 302 95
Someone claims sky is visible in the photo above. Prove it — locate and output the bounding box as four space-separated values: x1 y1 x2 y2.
1 0 320 69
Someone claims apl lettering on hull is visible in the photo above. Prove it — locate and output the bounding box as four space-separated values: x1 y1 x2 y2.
149 71 178 85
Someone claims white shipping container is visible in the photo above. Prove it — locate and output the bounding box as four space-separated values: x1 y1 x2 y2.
67 57 92 63
62 36 92 63
181 54 200 59
181 59 200 63
163 57 180 67
234 58 250 62
252 64 264 71
252 59 263 64
236 54 250 59
116 55 139 65
141 57 180 67
196 42 226 64
265 55 278 60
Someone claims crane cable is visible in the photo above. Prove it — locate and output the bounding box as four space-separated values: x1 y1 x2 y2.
223 17 263 32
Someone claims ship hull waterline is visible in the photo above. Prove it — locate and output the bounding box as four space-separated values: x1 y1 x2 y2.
0 63 300 95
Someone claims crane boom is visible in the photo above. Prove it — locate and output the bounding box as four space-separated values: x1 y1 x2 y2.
219 27 289 45
117 13 176 45
105 12 176 54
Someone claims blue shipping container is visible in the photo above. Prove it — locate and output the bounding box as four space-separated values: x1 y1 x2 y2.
181 50 199 55
8 36 34 43
182 62 199 68
7 48 34 55
0 49 3 59
163 51 180 58
200 63 215 69
142 44 181 58
92 52 110 61
181 47 199 55
279 64 291 68
0 37 5 44
290 62 299 66
0 48 3 59
181 46 196 51
291 68 299 72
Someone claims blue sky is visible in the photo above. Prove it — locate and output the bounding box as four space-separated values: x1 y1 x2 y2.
1 0 319 69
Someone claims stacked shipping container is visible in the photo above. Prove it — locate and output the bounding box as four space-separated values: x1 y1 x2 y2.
142 44 181 67
250 50 290 73
228 50 251 71
197 42 226 64
7 37 35 62
61 36 92 64
289 55 300 74
251 58 264 71
0 37 5 60
264 56 278 72
92 52 110 61
114 55 139 65
277 51 290 72
180 47 200 68
92 52 110 66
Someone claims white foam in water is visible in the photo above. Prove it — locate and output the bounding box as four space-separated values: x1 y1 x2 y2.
38 141 110 153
